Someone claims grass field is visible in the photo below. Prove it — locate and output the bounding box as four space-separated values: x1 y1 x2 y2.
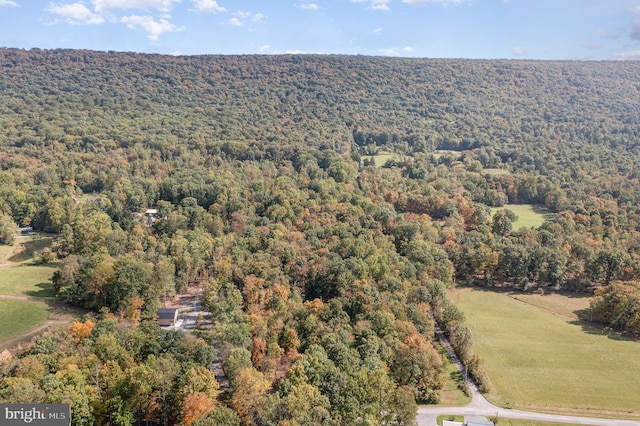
74 192 106 203
0 299 51 341
509 292 590 319
0 240 19 262
8 237 53 263
432 150 462 160
451 288 640 416
490 204 553 230
0 265 57 298
484 168 511 176
362 153 397 167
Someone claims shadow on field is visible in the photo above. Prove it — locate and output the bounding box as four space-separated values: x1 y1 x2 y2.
569 317 639 343
24 282 57 298
42 299 88 320
530 204 556 222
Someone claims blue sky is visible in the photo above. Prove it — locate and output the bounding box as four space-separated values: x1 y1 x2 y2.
1 0 639 59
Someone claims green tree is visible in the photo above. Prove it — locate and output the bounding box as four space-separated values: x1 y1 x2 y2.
0 213 17 245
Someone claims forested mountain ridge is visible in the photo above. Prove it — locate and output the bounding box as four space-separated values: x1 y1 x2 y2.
1 48 640 425
2 49 639 157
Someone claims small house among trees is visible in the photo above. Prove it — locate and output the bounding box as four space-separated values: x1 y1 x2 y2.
145 209 158 226
156 308 179 327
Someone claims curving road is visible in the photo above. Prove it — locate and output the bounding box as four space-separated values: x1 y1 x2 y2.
417 323 640 426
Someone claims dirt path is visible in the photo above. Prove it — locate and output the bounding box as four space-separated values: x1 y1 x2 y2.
0 319 70 360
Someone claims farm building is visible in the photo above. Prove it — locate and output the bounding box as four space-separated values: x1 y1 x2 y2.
157 308 179 326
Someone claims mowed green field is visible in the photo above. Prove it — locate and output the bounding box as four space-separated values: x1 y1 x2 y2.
0 299 51 341
490 204 553 230
0 265 57 298
362 153 397 167
451 288 640 416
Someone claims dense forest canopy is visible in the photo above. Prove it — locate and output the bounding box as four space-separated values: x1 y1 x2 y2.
1 48 640 425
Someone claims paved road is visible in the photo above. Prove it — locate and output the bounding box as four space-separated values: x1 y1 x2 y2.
417 322 640 426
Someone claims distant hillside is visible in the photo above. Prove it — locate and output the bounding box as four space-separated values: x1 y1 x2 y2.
1 48 639 160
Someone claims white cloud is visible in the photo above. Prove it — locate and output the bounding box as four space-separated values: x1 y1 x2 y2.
92 0 180 13
45 0 187 39
260 44 270 52
0 0 18 7
372 27 383 34
379 46 414 56
611 50 640 60
120 14 182 39
46 2 105 24
189 0 226 14
353 0 390 11
297 3 319 10
228 10 265 27
379 47 399 56
513 46 530 57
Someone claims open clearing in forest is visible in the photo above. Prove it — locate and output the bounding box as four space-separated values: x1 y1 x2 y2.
0 236 70 350
362 152 397 167
483 168 511 176
432 150 462 160
0 299 51 341
450 287 640 416
490 204 553 230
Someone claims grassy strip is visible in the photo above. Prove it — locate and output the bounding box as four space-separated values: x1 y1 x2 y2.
495 420 583 426
451 288 640 416
508 292 590 320
436 415 464 424
483 168 511 176
362 153 397 167
432 150 462 160
437 344 472 406
0 240 18 262
0 265 57 298
0 299 50 342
